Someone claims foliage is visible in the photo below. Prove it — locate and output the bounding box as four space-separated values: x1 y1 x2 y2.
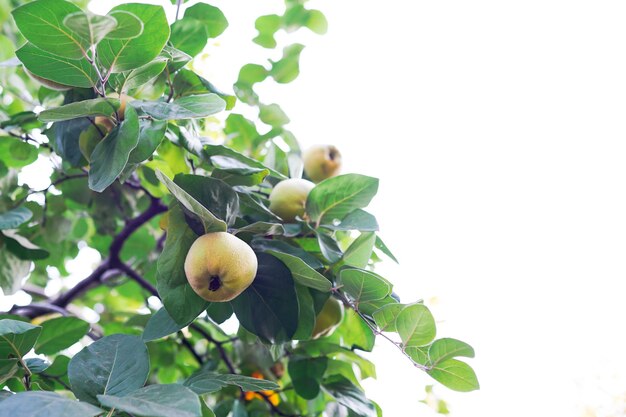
0 0 478 416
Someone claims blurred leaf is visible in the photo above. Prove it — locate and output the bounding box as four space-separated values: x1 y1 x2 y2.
143 307 190 342
253 14 280 48
0 137 38 168
88 105 140 192
323 375 376 417
0 251 31 295
0 391 103 417
212 167 268 186
24 357 49 373
0 206 32 230
184 371 279 394
62 11 119 45
231 252 299 343
184 2 228 38
270 44 304 84
259 103 289 127
106 9 145 39
170 18 208 57
0 358 18 384
289 357 327 399
68 334 150 404
97 384 201 417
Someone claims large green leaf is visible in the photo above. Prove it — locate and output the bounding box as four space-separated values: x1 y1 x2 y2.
203 144 287 179
68 334 150 405
98 385 201 417
372 303 403 332
289 357 328 400
34 316 89 355
132 94 225 120
184 2 228 38
170 18 208 57
322 209 379 232
174 174 240 226
323 375 376 417
156 203 209 325
88 105 140 192
155 170 227 233
0 206 32 230
16 42 97 88
266 250 331 292
3 231 49 260
12 0 89 59
127 119 166 164
106 9 145 39
341 232 376 269
62 11 118 45
306 174 379 225
97 4 169 72
340 268 391 305
0 319 41 359
396 303 436 348
0 137 38 168
427 359 479 392
0 391 103 417
119 57 167 92
231 252 299 343
38 98 120 122
184 371 279 394
428 338 475 367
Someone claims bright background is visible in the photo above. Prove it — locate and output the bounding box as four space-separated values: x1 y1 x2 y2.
13 0 626 416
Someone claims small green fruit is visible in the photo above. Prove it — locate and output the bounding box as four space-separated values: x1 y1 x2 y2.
184 232 258 302
268 178 315 222
312 297 343 338
302 145 342 183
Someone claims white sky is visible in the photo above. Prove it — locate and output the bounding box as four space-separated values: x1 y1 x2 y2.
17 0 626 416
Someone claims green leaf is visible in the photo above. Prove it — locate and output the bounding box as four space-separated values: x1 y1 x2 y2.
266 250 331 292
162 45 191 72
38 98 120 122
170 18 208 57
184 2 228 38
270 44 305 84
317 231 342 263
0 206 32 230
106 10 145 39
203 144 286 179
120 57 167 92
68 334 150 405
342 232 376 269
306 174 379 225
133 94 225 120
374 235 398 263
251 238 323 269
155 170 227 233
62 11 118 45
289 357 328 399
97 384 201 417
172 69 235 110
174 174 240 226
12 0 89 60
253 14 281 48
0 137 38 168
0 358 18 385
127 119 166 164
0 319 41 359
16 42 97 88
34 316 89 355
233 64 267 105
156 203 209 325
234 222 284 236
88 105 140 192
372 303 403 332
322 209 379 232
184 371 279 394
0 391 103 417
323 375 376 417
340 268 391 305
325 309 375 352
292 284 317 340
259 103 290 127
206 302 233 324
428 338 475 367
143 307 189 342
0 250 31 295
427 359 479 392
396 303 436 348
24 357 49 373
212 167 268 186
97 4 169 73
231 252 299 343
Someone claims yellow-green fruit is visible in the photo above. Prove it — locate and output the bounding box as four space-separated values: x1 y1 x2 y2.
302 145 342 183
312 297 343 338
25 69 72 91
78 124 106 162
268 178 315 222
184 232 258 302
